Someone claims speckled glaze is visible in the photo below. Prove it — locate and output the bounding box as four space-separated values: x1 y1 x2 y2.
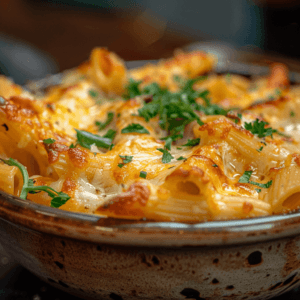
2 192 300 299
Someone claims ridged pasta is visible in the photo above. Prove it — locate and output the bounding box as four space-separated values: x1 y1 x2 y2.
1 48 300 223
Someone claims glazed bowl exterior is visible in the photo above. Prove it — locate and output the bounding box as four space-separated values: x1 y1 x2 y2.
2 54 300 299
2 190 300 300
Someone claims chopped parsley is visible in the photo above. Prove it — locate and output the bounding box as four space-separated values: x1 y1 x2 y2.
212 164 218 167
183 138 200 147
123 78 143 100
238 170 272 189
118 155 133 168
103 129 117 140
89 89 99 98
43 138 55 144
95 112 114 131
177 156 186 161
244 119 277 138
139 171 147 179
164 136 172 151
256 146 264 152
255 188 262 193
1 158 70 208
75 129 113 149
123 77 228 142
290 111 295 117
121 123 150 134
157 148 174 164
69 143 76 148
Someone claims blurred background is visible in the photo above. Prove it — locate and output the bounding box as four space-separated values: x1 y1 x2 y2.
0 0 300 84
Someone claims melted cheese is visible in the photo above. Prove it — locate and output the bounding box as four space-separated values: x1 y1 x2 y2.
1 48 300 222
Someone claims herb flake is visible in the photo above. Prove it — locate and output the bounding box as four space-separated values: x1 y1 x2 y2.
121 123 150 134
1 158 70 208
183 138 200 147
139 171 147 179
238 170 272 189
43 138 55 144
75 129 113 149
95 112 114 131
157 148 174 164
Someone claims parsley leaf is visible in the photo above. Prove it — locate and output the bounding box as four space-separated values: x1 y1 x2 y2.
1 158 70 208
43 138 55 144
238 170 253 183
119 155 133 164
244 119 276 138
124 77 230 142
103 129 117 140
157 148 174 163
121 123 150 134
123 78 143 99
183 138 200 147
139 171 147 179
89 89 99 98
164 136 172 151
177 156 186 161
238 170 272 189
95 112 114 131
118 155 133 168
290 111 295 117
212 164 218 167
255 188 262 193
256 146 264 152
75 129 113 149
249 180 273 189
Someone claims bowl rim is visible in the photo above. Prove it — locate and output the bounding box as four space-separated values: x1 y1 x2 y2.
2 190 300 247
2 56 300 247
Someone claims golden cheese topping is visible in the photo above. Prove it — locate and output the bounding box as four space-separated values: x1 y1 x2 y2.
0 47 300 223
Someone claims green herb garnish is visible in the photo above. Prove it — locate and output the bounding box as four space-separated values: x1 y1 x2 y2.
123 78 143 99
255 188 262 193
95 112 114 131
1 158 70 208
212 164 218 167
177 156 186 161
290 111 295 117
238 171 253 183
164 136 172 151
43 138 55 144
238 170 272 189
75 129 113 149
256 146 264 152
124 77 228 143
118 155 133 168
121 123 150 134
139 171 147 179
157 148 174 164
244 119 277 138
103 129 117 140
183 138 200 147
89 89 99 98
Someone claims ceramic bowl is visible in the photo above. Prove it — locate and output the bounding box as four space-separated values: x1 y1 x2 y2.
2 54 300 300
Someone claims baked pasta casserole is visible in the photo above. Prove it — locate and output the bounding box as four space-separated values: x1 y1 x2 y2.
0 48 300 222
